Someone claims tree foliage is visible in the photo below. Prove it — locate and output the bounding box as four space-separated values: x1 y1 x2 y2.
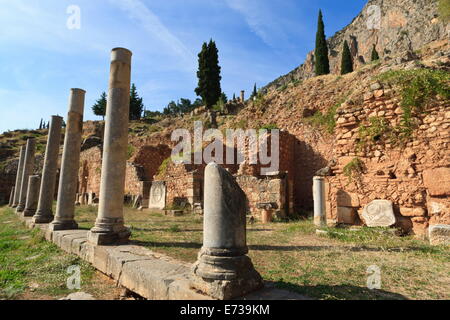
195 40 222 109
314 10 330 76
341 40 353 75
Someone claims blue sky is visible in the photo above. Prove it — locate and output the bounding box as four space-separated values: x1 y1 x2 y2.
0 0 367 133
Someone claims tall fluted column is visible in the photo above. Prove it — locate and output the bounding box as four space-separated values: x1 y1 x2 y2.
12 147 26 208
87 48 132 245
33 116 63 223
49 89 85 231
16 138 36 213
23 175 40 217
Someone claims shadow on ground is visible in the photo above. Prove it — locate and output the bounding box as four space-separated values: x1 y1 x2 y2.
273 282 408 300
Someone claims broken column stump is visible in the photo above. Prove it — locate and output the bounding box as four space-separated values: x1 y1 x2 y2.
192 163 263 300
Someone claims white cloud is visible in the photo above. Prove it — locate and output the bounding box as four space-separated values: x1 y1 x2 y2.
108 0 195 69
224 0 289 47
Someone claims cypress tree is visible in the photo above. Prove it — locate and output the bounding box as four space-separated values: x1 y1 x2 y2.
39 118 43 130
314 10 330 76
341 40 353 75
251 83 257 99
371 44 380 61
195 40 222 109
92 92 107 120
129 83 144 120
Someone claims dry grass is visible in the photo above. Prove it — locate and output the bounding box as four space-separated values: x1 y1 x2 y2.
75 205 450 300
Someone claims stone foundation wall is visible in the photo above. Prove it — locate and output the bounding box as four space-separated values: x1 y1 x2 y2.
236 173 288 217
325 81 449 235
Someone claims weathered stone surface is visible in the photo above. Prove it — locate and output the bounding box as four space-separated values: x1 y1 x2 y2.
88 48 132 245
60 292 95 300
34 115 63 224
400 207 426 217
313 177 326 228
336 190 360 207
16 139 36 213
12 147 26 207
422 167 450 196
362 200 396 227
149 181 166 210
192 163 263 300
337 206 358 224
429 225 450 246
23 175 40 217
50 89 85 231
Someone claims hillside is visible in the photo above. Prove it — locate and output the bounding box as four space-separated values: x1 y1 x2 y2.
264 0 448 92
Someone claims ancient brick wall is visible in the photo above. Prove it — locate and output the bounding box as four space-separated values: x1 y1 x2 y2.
325 82 449 235
236 174 287 217
78 146 102 195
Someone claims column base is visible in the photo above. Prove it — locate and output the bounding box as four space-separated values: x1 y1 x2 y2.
23 209 36 217
11 204 18 208
15 205 25 213
87 228 131 245
192 249 263 300
32 211 54 224
48 220 78 231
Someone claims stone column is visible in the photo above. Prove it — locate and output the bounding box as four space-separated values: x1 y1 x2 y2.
8 188 15 207
16 139 36 213
12 147 26 208
192 163 263 300
240 90 245 102
87 48 132 245
49 89 85 231
23 175 40 217
313 176 327 228
33 116 63 224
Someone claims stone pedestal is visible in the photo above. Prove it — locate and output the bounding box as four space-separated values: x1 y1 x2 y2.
49 89 85 231
261 209 273 224
313 176 327 228
16 139 36 213
23 175 40 217
240 90 245 102
87 48 132 245
12 147 26 208
33 116 63 224
192 163 263 300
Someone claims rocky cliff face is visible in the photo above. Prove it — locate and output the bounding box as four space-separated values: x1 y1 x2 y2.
264 0 448 91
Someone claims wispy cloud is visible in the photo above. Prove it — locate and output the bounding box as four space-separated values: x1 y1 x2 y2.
224 0 290 48
109 0 195 69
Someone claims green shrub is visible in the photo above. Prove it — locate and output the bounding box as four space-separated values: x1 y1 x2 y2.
305 102 340 134
377 69 450 110
439 0 450 22
343 158 365 181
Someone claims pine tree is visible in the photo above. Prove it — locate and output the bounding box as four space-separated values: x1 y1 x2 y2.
371 44 380 61
129 84 144 121
195 40 222 109
341 40 353 75
314 10 330 76
92 92 107 120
